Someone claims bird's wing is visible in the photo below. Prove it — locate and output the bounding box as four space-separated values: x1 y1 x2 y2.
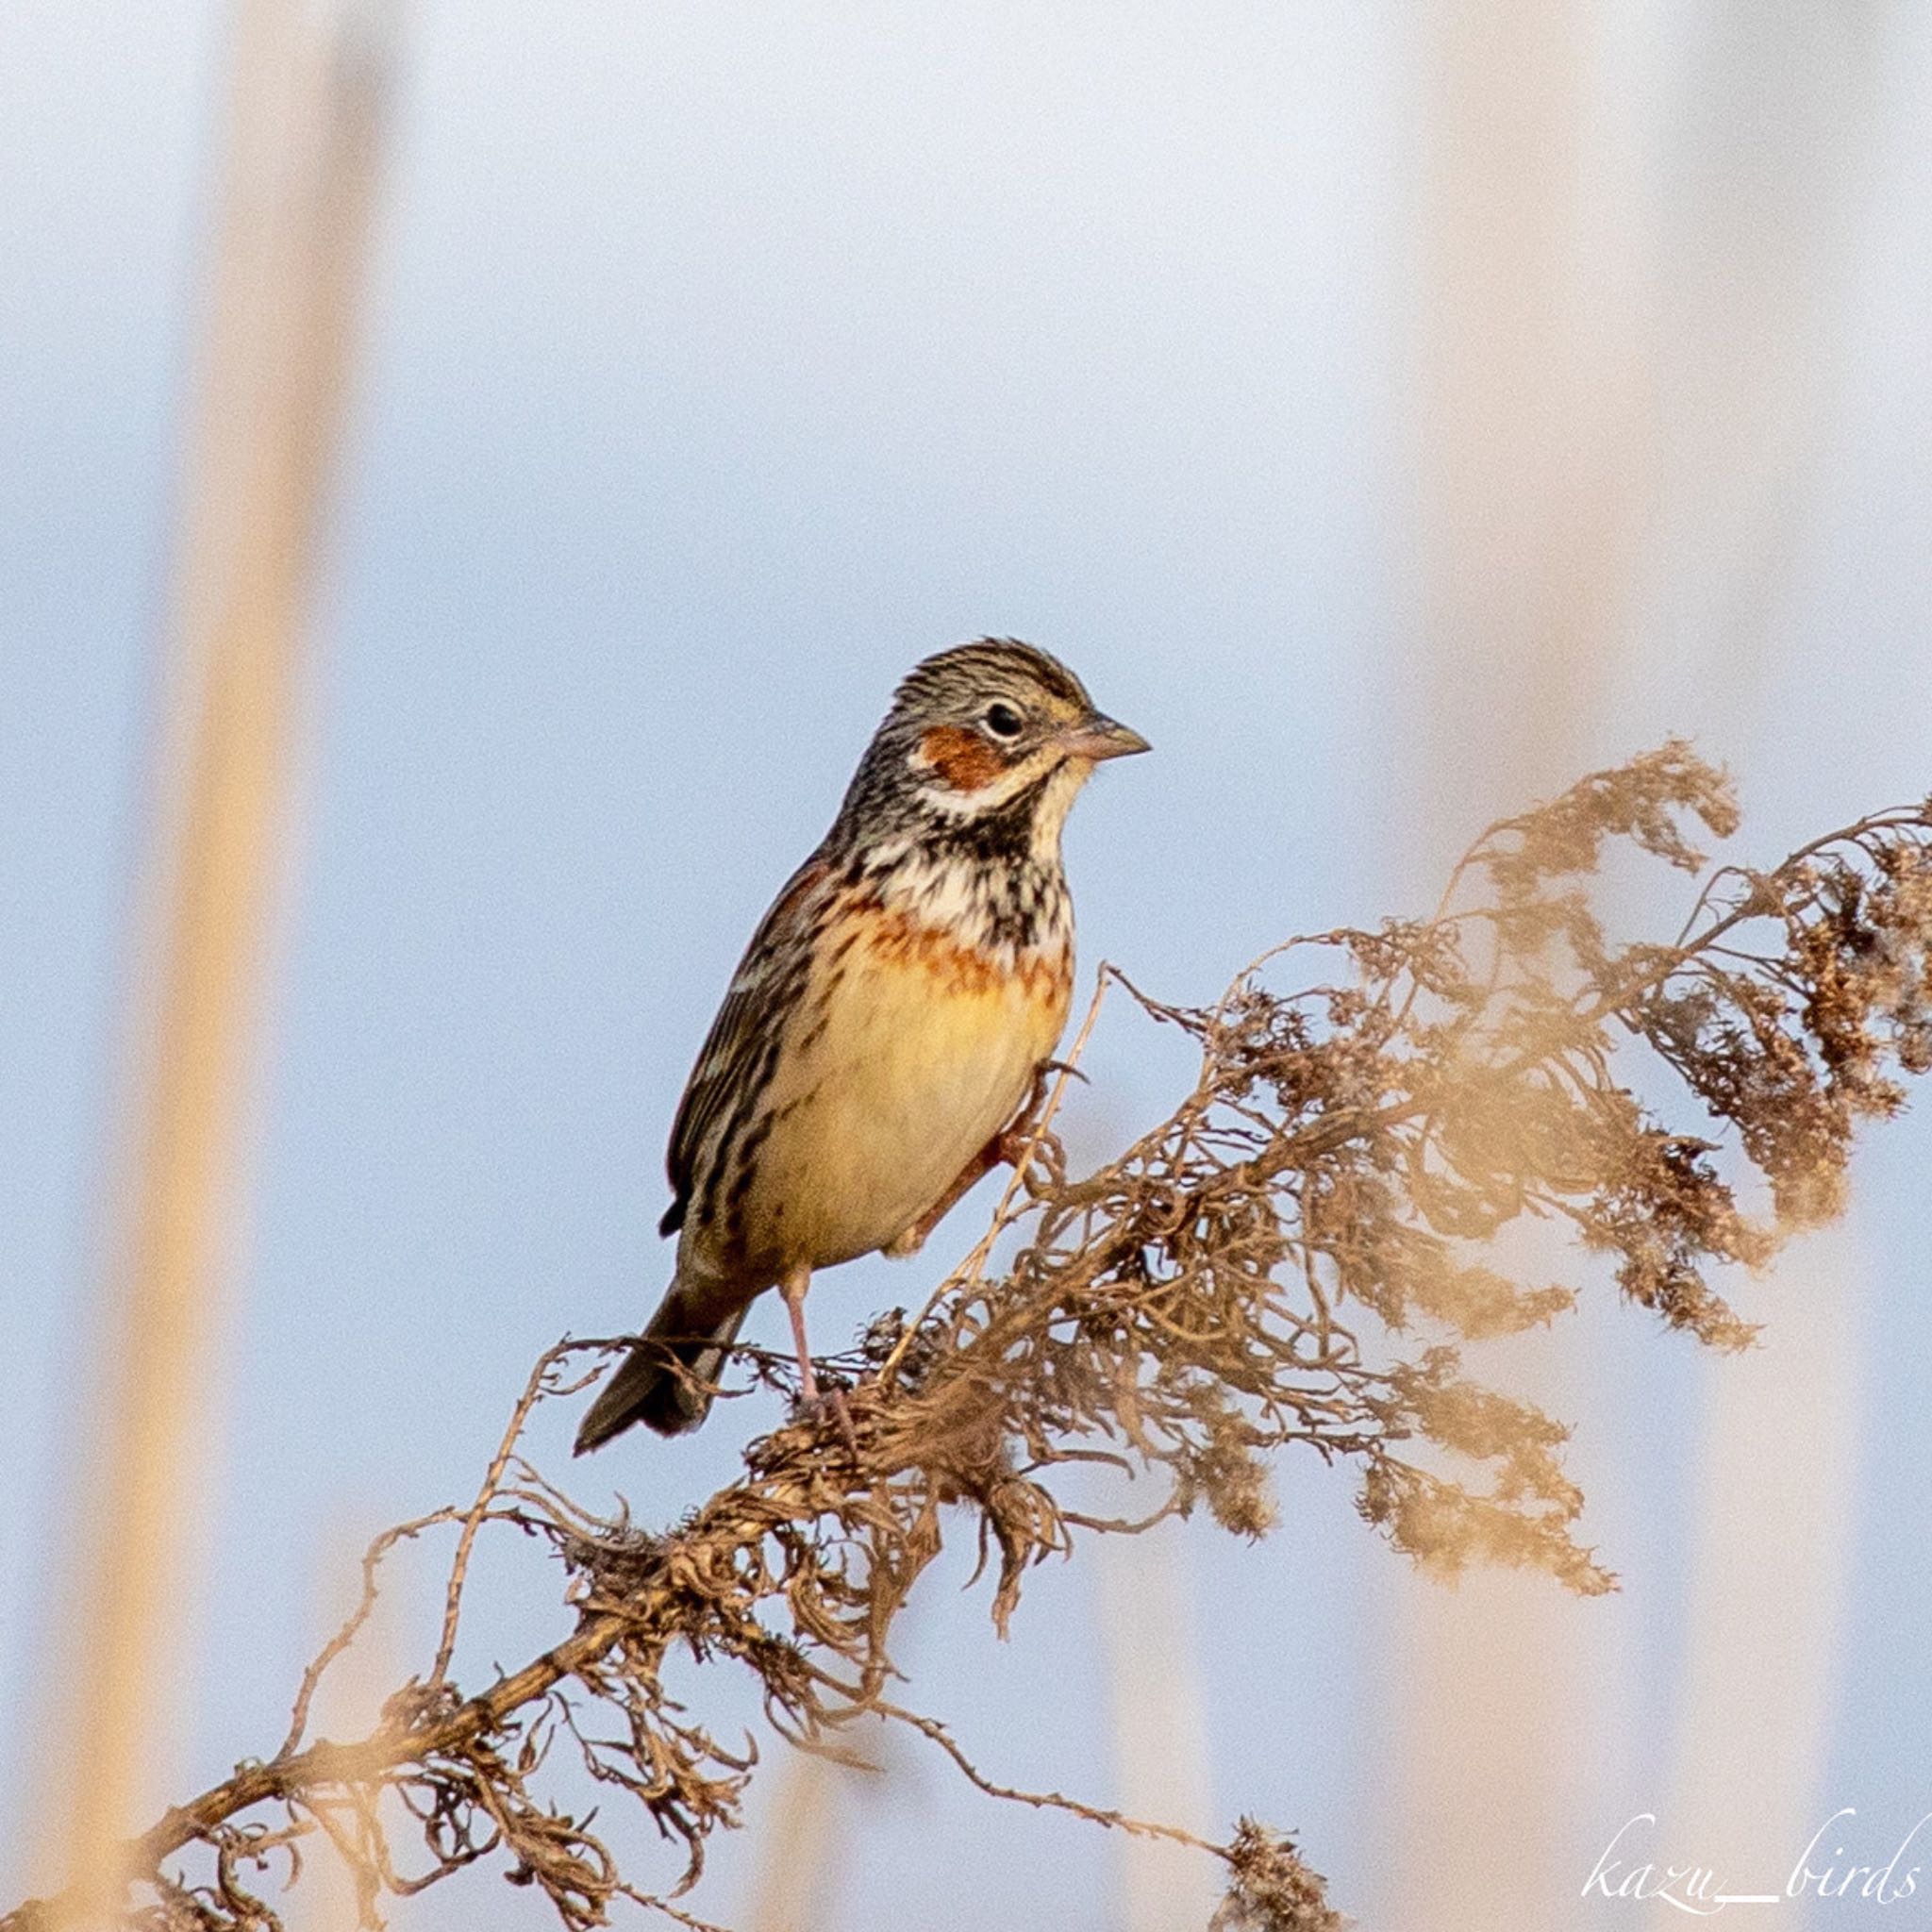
661 855 835 1237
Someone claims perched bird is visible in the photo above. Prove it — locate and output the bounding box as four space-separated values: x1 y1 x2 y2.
574 639 1147 1453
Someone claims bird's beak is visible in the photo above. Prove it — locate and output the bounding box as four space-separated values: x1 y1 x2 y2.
1057 712 1151 762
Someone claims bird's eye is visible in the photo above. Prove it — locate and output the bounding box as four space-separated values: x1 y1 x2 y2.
982 701 1025 741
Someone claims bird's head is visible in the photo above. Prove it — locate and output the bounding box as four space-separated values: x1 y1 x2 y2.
845 640 1146 852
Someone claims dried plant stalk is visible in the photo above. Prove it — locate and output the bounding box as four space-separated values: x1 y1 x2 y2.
11 744 1932 1932
27 5 390 1922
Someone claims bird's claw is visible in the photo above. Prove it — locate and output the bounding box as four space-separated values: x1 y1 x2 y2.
794 1383 860 1457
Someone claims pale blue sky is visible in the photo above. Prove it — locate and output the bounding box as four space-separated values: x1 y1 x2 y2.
5 5 1932 1927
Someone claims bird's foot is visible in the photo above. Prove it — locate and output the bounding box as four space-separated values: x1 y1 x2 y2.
794 1382 860 1457
994 1056 1080 1165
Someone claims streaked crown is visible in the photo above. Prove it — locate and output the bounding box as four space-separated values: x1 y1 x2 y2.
890 638 1095 723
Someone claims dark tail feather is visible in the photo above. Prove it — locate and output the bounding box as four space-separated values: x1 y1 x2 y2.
574 1291 748 1454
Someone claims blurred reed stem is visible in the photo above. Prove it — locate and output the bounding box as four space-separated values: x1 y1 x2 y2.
34 2 389 1919
1391 1 1633 1924
1099 1525 1220 1932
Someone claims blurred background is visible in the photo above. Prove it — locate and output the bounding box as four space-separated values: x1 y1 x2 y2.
4 2 1930 1926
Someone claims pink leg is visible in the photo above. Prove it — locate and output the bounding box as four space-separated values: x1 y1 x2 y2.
779 1262 857 1453
779 1262 821 1405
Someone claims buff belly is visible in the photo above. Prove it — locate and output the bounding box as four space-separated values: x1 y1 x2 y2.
708 922 1069 1279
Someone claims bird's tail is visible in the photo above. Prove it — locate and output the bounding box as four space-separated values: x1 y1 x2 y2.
574 1283 748 1453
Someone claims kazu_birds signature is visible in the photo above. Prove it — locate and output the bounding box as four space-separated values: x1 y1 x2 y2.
574 638 1148 1455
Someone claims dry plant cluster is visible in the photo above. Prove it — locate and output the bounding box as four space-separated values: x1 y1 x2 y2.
13 744 1932 1932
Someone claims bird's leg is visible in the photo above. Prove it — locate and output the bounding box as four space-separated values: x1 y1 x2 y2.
779 1262 821 1405
779 1261 858 1454
882 1058 1068 1259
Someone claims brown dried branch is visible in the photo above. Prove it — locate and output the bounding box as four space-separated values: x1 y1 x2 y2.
12 744 1932 1932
